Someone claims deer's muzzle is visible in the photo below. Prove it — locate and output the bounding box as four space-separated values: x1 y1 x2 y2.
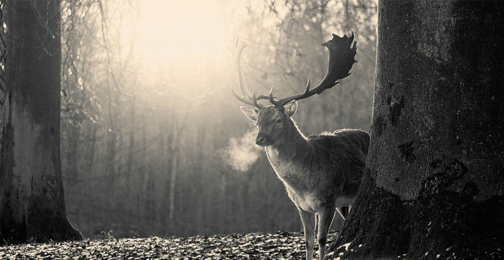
255 133 271 146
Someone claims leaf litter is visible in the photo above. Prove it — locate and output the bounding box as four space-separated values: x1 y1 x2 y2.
0 231 339 259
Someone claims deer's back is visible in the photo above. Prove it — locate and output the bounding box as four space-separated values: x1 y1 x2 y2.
307 129 369 202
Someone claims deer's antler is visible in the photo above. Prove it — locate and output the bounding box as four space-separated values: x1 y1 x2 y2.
269 33 357 108
232 39 270 109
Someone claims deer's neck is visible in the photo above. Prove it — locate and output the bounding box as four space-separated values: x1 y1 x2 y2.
265 119 313 178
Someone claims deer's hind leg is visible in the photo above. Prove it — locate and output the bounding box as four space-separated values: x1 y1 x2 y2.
298 208 316 260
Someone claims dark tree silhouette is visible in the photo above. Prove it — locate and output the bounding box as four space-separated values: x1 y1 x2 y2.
0 0 81 244
333 1 504 259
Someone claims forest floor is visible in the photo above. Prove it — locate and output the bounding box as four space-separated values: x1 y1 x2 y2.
0 231 342 259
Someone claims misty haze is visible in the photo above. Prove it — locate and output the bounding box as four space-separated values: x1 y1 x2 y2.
2 0 503 259
26 0 376 238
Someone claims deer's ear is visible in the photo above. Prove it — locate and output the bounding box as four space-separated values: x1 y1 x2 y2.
284 100 298 118
240 106 259 122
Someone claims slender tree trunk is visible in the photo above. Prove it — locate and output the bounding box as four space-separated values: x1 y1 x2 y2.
106 132 117 176
127 97 135 220
85 123 97 236
105 130 117 216
65 124 80 224
66 125 80 184
168 148 178 232
333 1 504 259
168 114 178 233
157 126 168 232
0 0 81 244
117 130 123 176
127 97 135 190
86 124 97 176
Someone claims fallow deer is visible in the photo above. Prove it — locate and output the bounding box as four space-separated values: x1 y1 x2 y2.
232 33 369 260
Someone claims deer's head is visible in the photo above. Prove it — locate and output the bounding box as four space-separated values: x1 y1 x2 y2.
240 100 298 146
233 34 357 147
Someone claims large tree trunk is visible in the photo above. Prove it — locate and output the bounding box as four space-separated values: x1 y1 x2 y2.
0 0 82 243
333 1 504 259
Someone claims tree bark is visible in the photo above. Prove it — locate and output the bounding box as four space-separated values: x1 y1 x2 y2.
0 0 82 244
333 1 504 259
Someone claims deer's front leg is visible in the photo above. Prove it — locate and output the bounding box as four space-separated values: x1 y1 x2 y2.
298 208 315 260
317 206 336 260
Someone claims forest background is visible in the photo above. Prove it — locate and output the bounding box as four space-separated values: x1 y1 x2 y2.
0 0 376 239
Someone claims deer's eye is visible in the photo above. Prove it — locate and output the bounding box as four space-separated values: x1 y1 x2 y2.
275 118 282 124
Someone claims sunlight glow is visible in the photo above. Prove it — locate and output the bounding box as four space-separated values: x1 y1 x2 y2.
134 0 225 61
